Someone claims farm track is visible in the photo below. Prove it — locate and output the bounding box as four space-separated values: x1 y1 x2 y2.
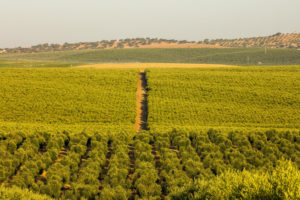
135 69 149 132
128 144 136 200
98 140 113 195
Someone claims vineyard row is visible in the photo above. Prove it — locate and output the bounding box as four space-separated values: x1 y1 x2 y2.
0 129 299 199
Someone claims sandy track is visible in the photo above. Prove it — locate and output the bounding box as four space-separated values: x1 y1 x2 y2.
75 63 236 69
134 69 147 132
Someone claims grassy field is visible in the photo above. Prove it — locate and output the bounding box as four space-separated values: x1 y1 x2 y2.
0 60 82 68
0 68 137 134
1 48 300 65
147 66 300 133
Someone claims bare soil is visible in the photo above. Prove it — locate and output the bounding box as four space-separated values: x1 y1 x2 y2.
134 69 148 132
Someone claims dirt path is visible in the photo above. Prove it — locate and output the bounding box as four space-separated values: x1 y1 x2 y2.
134 69 148 132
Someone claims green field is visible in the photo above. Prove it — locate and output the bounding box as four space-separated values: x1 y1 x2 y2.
1 48 300 65
0 68 137 134
0 60 81 68
0 64 299 199
2 66 299 134
147 66 300 133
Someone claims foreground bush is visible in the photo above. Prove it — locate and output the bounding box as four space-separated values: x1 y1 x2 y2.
0 186 53 200
170 160 300 200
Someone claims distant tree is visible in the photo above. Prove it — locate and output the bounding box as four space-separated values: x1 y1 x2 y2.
273 32 282 36
128 42 133 47
178 40 187 44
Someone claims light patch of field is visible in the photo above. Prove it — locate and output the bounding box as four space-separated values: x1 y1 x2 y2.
138 41 225 48
76 63 236 69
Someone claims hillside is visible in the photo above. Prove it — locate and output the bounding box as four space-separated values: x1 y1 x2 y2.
0 33 299 54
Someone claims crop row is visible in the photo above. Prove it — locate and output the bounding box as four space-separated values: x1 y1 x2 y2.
1 129 299 199
0 132 59 185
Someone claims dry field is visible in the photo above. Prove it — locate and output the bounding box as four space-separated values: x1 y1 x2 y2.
76 63 236 69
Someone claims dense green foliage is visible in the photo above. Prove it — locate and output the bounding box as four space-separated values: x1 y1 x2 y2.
1 48 300 65
0 129 299 199
171 160 300 200
0 68 137 134
0 186 53 200
147 66 300 132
